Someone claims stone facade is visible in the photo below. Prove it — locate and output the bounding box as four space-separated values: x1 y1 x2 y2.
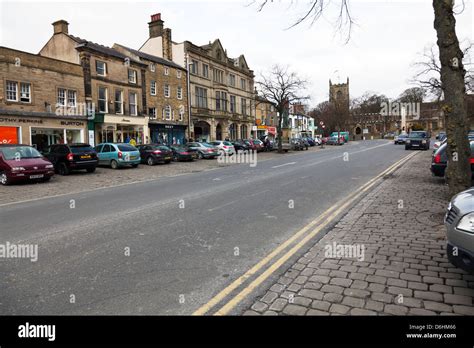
140 13 256 142
0 46 88 150
255 96 277 140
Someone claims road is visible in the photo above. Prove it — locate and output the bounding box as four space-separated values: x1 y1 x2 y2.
0 140 411 315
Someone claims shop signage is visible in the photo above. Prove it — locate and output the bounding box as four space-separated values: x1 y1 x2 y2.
60 121 85 127
0 117 43 124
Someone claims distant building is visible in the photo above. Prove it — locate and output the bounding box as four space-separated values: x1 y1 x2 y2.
255 96 277 140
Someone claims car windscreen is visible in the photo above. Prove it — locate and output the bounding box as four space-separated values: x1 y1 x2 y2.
202 143 215 148
118 144 137 152
409 132 426 138
71 146 95 154
223 141 233 146
0 146 42 160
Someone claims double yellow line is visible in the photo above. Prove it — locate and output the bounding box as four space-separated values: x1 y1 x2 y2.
193 151 418 316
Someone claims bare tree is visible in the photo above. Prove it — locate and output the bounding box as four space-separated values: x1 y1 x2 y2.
433 0 471 195
412 42 473 101
397 87 426 103
256 0 472 194
256 65 309 152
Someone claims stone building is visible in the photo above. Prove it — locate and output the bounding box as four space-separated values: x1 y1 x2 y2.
329 78 350 112
255 96 277 140
39 20 149 146
139 13 255 141
113 44 189 145
0 46 88 151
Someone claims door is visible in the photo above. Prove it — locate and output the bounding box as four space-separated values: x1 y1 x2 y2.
98 144 112 165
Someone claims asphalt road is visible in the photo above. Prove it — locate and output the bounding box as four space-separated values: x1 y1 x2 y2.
0 140 411 315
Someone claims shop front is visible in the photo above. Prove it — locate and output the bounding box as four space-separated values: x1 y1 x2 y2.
150 123 187 146
95 115 148 145
0 114 87 151
257 125 277 140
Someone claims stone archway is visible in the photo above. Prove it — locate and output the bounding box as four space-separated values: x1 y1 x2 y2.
216 123 223 140
194 121 211 142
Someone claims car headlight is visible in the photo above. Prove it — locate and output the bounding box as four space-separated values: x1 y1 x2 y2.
45 164 54 169
456 212 474 233
406 140 411 143
11 167 25 172
422 140 427 144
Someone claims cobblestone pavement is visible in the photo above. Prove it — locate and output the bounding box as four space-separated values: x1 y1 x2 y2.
244 151 474 316
0 145 341 205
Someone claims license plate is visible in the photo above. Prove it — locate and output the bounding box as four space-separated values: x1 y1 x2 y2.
30 174 44 179
81 155 91 159
130 156 137 160
412 144 419 147
165 157 171 160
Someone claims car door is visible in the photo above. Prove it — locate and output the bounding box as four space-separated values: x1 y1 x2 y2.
99 144 111 165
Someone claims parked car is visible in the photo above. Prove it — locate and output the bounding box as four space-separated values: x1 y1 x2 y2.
95 143 141 169
170 145 194 162
445 187 474 273
209 140 235 155
304 137 317 146
137 144 173 165
0 144 55 185
330 131 349 143
405 131 430 150
252 139 265 152
231 140 251 153
394 134 408 145
326 136 344 145
290 138 308 151
436 131 447 141
431 140 474 178
42 143 98 175
187 142 219 159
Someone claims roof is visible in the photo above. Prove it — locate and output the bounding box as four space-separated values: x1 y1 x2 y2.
113 44 184 70
69 35 145 66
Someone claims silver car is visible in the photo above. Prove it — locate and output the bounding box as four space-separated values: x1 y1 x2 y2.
445 188 474 273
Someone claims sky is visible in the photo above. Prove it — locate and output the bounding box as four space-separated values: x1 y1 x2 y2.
0 0 472 107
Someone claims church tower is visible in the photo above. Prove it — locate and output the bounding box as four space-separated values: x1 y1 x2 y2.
329 77 350 112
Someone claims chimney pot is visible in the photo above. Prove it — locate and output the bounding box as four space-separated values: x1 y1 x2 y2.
148 13 164 38
52 20 69 35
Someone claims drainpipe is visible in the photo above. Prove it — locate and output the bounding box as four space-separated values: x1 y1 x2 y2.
185 53 192 140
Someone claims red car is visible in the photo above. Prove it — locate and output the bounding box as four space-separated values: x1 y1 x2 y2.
245 139 264 152
0 144 55 185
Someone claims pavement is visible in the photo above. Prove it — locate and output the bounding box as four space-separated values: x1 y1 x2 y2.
0 140 415 315
243 150 474 316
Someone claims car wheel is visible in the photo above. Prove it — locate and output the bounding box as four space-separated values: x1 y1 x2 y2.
405 146 410 150
165 160 171 164
58 162 70 175
86 167 96 173
147 156 155 166
110 160 119 169
173 154 179 162
0 172 11 185
198 152 203 159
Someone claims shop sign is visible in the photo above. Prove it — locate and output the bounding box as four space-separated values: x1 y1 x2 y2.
0 117 43 125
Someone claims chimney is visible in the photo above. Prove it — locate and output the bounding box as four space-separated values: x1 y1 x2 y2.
148 13 164 38
52 20 69 35
162 28 173 61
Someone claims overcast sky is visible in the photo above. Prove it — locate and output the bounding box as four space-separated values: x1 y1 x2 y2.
0 0 472 106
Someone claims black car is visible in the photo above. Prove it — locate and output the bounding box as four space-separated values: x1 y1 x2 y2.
170 145 194 162
231 140 251 152
405 131 430 150
431 140 474 177
43 143 98 175
137 144 172 165
303 137 316 146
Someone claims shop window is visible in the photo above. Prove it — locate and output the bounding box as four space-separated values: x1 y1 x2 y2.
6 81 18 101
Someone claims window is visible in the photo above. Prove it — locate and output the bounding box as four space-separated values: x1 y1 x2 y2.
98 87 108 113
230 95 236 113
216 91 227 112
203 64 209 78
150 81 156 96
164 84 170 98
149 107 157 119
240 78 247 90
57 88 66 106
96 60 107 76
6 81 18 101
195 86 208 108
191 60 199 75
164 67 169 76
128 69 137 84
129 92 137 116
177 70 182 78
179 105 185 121
229 74 236 87
115 90 123 114
150 63 156 72
20 83 31 103
213 68 224 83
163 105 171 120
177 86 183 100
241 98 247 115
67 90 76 107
